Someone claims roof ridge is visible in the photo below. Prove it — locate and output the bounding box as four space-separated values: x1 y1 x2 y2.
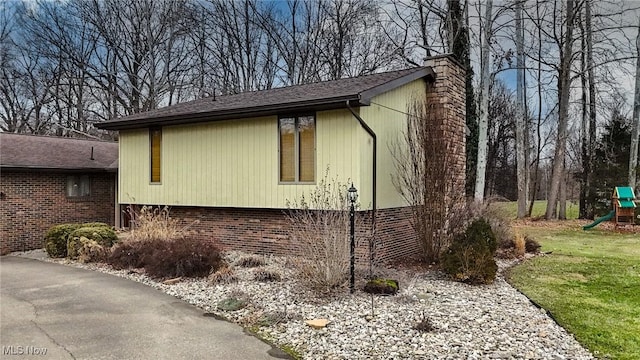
0 133 116 144
213 67 424 98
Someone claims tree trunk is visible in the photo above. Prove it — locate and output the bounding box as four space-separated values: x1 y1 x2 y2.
515 0 527 218
559 160 567 219
629 18 640 189
579 11 589 219
474 0 493 202
528 0 544 217
546 0 575 220
585 0 597 218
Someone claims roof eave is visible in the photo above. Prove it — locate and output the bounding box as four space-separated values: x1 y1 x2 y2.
358 67 436 104
96 95 363 131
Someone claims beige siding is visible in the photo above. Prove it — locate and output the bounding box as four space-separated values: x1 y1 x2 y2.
118 111 363 209
359 78 427 209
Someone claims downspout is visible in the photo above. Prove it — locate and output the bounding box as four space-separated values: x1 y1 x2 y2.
346 101 376 226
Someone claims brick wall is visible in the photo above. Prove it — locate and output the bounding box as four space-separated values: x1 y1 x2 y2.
127 205 417 265
0 171 116 254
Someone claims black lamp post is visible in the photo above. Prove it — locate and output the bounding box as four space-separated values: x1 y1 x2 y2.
347 183 358 294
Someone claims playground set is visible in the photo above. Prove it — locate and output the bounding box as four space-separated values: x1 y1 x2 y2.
583 187 637 230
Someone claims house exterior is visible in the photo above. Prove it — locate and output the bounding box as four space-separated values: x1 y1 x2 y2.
0 134 118 254
97 55 465 264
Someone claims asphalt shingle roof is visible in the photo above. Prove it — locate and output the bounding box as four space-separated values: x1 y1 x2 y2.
96 67 434 130
0 133 118 171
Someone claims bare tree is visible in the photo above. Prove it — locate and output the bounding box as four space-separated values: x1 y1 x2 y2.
391 99 461 263
545 0 576 219
630 18 640 189
515 0 527 217
474 0 493 202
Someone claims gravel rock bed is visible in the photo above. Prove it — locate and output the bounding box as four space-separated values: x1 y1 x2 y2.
12 249 593 360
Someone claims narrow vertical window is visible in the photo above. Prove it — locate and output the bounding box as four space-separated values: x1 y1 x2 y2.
150 128 162 183
298 116 315 182
279 118 295 182
279 115 315 183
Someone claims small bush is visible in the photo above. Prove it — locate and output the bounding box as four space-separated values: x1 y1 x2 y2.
44 224 82 258
217 290 250 311
253 269 281 282
414 312 436 332
209 265 238 284
142 237 223 279
68 237 108 263
236 255 266 268
525 236 541 253
108 239 154 269
257 310 292 326
128 206 192 242
217 297 248 311
450 200 514 250
441 218 498 285
513 232 526 257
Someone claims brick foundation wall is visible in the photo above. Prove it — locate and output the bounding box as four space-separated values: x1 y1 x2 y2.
370 207 420 264
0 171 116 254
127 205 417 265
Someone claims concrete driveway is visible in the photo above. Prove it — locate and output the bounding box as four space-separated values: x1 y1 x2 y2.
0 257 291 360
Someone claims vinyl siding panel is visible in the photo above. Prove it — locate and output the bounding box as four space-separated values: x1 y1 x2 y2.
118 111 363 209
359 78 427 209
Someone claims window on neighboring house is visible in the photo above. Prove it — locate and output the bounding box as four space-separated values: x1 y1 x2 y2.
279 115 315 183
66 175 91 197
150 127 162 183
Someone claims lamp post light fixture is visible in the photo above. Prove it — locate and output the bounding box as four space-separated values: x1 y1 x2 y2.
347 184 358 294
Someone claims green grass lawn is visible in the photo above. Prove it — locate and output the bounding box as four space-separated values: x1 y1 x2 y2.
493 200 579 220
508 224 640 359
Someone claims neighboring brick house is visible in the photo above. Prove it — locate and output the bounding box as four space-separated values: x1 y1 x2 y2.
0 134 118 254
97 55 466 264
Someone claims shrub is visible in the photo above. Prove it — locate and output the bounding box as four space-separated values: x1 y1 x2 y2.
44 224 82 258
127 205 192 242
108 239 154 269
513 232 526 257
287 171 369 294
413 312 436 332
67 237 108 263
67 226 117 260
448 200 515 251
257 310 292 326
209 265 238 284
70 226 118 247
441 218 498 285
253 269 281 282
525 236 541 253
217 297 248 311
236 255 266 268
390 100 464 263
142 237 223 279
217 290 250 311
